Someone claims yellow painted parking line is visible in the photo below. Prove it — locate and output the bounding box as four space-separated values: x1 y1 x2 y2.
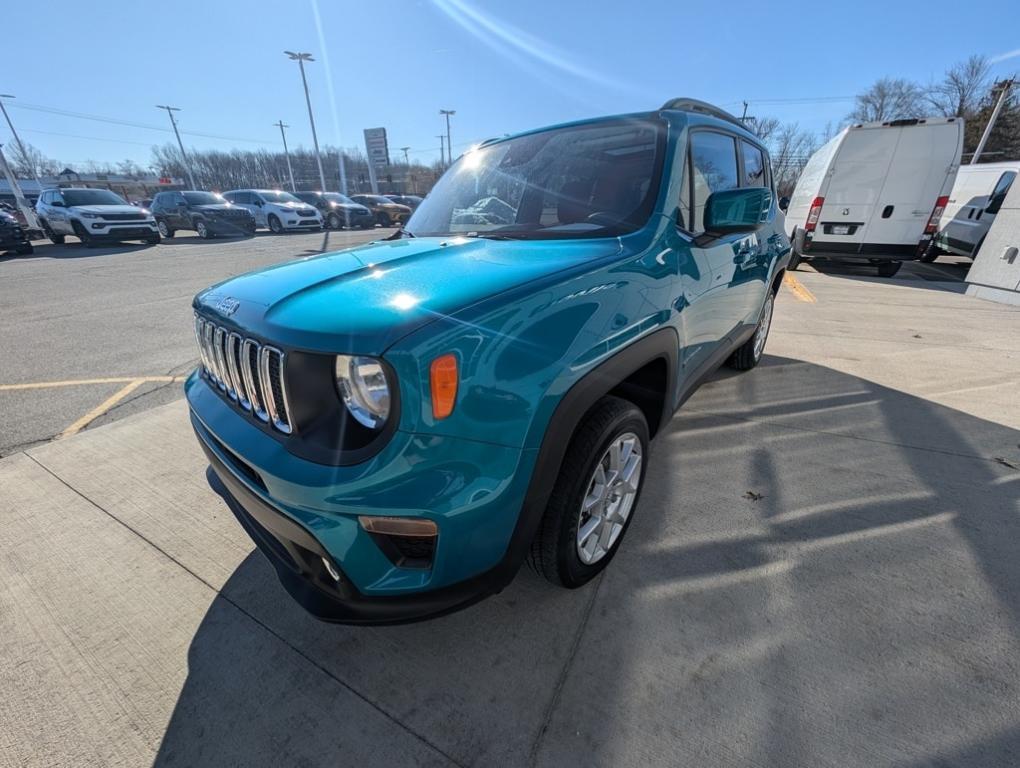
783 273 817 303
58 379 147 438
0 375 186 392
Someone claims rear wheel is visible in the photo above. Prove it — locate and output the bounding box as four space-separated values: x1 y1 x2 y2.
528 396 649 588
877 261 902 278
268 214 284 234
728 290 774 371
376 212 391 227
41 219 65 245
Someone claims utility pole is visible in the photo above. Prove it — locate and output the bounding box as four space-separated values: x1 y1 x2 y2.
971 77 1015 165
285 51 327 191
156 105 197 189
0 94 41 186
274 120 296 191
440 109 455 165
436 134 446 166
400 146 410 165
0 142 40 232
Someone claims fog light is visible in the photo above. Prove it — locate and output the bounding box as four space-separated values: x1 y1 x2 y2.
92 223 103 229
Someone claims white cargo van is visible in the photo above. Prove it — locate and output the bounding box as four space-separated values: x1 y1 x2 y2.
785 117 964 277
925 161 1019 262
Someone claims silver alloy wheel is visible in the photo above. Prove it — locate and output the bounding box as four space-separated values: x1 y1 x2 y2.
269 215 283 233
576 432 642 565
753 292 774 361
158 220 169 237
196 220 208 238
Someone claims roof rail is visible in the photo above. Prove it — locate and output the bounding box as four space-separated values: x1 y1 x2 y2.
659 98 746 130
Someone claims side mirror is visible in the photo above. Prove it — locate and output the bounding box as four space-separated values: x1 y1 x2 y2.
254 200 264 207
778 196 790 212
703 187 772 235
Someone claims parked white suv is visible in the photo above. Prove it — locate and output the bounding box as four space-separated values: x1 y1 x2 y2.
36 188 160 247
221 189 323 233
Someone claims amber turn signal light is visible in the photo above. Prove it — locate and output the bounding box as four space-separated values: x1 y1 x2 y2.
430 353 458 419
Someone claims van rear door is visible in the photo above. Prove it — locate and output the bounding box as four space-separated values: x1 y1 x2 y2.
860 120 962 250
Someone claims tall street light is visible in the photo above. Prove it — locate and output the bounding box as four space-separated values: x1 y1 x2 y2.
156 105 197 189
285 51 327 191
0 94 41 185
436 134 446 166
274 120 296 191
399 146 411 165
439 109 455 165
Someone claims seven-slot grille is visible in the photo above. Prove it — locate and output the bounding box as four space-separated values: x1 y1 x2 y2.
194 314 292 434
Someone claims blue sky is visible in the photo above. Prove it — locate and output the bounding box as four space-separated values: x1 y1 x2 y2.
3 0 1019 171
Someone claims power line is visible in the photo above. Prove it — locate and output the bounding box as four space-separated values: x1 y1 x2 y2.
7 101 278 145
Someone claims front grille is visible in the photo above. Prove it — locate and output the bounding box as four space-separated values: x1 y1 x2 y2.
296 208 316 217
100 213 147 221
194 314 292 434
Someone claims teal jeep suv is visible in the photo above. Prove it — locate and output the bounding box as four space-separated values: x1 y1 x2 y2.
187 99 790 624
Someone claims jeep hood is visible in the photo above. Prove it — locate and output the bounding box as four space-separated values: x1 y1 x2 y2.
195 236 622 354
72 204 147 216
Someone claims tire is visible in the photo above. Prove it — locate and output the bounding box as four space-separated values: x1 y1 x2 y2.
41 219 65 245
727 289 775 371
146 235 161 245
157 219 174 239
195 219 212 239
376 213 391 227
918 243 940 263
788 249 801 271
877 261 901 278
268 214 284 234
71 221 97 248
327 213 341 230
528 396 649 588
16 243 34 255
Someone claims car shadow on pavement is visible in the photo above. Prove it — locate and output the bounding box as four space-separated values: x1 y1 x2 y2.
0 241 157 262
154 356 1020 768
803 258 972 291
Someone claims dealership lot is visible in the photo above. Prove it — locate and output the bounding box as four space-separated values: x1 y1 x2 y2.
3 240 1020 766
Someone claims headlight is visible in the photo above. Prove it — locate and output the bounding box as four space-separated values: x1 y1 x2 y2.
80 212 101 219
335 355 391 428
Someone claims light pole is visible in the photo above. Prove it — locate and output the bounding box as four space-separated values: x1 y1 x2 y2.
156 105 197 189
436 134 446 166
274 120 296 191
400 146 410 165
971 77 1015 165
439 109 455 165
284 51 327 191
0 94 41 186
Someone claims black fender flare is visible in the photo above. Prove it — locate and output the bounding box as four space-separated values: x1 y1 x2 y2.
489 326 680 590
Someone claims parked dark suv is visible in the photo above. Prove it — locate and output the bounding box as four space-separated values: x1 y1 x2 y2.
0 207 33 255
293 192 374 230
150 191 256 239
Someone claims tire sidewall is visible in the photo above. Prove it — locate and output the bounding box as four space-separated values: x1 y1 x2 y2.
555 407 650 586
269 214 283 233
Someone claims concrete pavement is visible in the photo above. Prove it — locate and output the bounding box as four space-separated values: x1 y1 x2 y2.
2 269 1020 767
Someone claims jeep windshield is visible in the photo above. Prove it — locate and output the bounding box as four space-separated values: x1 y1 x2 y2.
406 117 665 240
183 192 223 205
63 189 128 206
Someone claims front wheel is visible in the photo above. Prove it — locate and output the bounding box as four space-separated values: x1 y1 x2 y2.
528 396 649 588
877 261 902 278
788 249 801 271
71 221 97 248
41 220 65 245
268 214 284 234
728 290 774 371
195 219 212 239
157 219 174 239
327 213 341 230
918 243 940 263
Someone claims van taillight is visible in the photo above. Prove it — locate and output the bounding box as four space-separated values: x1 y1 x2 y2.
925 196 949 234
805 196 824 232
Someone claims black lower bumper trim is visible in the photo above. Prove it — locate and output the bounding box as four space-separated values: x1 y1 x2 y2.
193 416 509 625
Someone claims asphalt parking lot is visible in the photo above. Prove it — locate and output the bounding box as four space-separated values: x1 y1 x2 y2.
2 238 1020 767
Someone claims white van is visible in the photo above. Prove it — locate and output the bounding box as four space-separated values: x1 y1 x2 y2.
785 117 963 277
925 161 1019 262
221 189 323 233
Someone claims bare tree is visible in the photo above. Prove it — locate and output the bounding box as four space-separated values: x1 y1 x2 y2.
765 123 820 197
5 141 59 177
848 77 926 122
928 54 991 118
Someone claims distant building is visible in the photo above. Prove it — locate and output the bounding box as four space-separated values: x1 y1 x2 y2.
0 172 184 206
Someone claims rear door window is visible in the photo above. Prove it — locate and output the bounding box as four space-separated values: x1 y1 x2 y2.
740 141 767 188
689 131 739 232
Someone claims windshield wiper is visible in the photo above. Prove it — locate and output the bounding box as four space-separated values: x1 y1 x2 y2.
462 232 529 241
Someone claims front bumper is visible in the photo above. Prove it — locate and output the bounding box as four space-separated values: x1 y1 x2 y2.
0 229 31 250
187 372 538 624
204 216 256 235
83 221 159 239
